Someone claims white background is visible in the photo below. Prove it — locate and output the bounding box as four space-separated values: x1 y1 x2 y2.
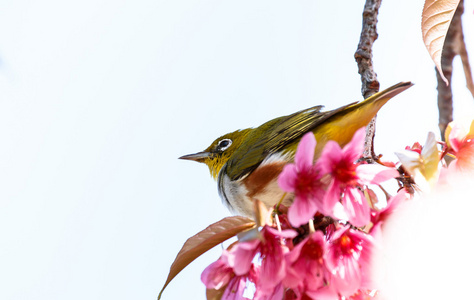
0 0 473 299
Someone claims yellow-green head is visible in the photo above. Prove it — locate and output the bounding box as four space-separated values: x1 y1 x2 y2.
179 129 252 179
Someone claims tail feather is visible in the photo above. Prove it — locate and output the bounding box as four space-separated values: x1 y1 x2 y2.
312 81 413 154
360 82 413 108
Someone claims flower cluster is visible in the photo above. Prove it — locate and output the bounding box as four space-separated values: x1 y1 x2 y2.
279 129 398 228
396 119 474 189
202 128 410 299
201 120 474 300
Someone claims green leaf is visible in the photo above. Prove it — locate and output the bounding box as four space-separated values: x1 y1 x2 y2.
158 216 255 300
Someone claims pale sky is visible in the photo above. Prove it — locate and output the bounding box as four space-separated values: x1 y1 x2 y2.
0 0 473 299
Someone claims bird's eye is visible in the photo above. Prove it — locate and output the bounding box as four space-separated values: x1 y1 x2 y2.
217 139 232 151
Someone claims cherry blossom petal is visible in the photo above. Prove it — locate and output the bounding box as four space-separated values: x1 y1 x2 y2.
342 127 366 162
222 276 249 300
253 283 284 300
288 194 318 227
322 179 341 214
356 164 398 184
282 267 302 290
331 256 362 296
278 133 327 225
371 188 409 225
225 239 260 276
447 122 464 152
284 232 329 297
259 257 286 292
201 257 233 289
258 227 296 290
326 226 374 297
342 187 370 227
318 141 343 173
264 226 298 239
305 285 339 300
295 132 317 170
283 235 307 288
278 164 298 192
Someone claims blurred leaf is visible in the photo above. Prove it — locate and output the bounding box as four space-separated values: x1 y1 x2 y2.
158 216 255 300
421 0 460 84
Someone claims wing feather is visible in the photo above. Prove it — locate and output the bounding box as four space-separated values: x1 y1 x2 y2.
224 81 413 181
225 104 352 180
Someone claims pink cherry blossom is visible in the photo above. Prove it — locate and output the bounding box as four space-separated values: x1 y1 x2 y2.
201 251 257 300
405 142 423 154
225 225 297 293
326 225 374 297
370 188 410 236
304 285 339 300
284 231 336 299
446 120 474 173
278 132 327 227
201 254 234 290
221 276 251 300
318 128 399 227
253 283 284 300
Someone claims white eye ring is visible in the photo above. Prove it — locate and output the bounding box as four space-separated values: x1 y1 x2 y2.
217 139 232 151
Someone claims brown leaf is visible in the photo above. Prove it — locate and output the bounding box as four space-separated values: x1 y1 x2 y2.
421 0 460 84
157 216 255 300
206 287 226 300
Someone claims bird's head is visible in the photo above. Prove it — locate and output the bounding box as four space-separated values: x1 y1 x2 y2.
179 129 252 179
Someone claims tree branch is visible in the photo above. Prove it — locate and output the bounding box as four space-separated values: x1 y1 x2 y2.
460 36 474 98
354 0 382 161
436 0 464 140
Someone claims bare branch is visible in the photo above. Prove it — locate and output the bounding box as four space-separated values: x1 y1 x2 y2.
436 0 464 139
354 0 382 161
459 24 474 98
355 0 382 98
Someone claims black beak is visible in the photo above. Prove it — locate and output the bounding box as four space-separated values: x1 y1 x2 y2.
179 151 211 163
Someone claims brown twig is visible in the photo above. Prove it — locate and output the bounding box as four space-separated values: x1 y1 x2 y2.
460 36 474 98
457 1 474 99
436 0 474 140
354 0 382 161
436 1 461 139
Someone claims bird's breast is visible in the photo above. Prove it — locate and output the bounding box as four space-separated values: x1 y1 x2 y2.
218 152 294 217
